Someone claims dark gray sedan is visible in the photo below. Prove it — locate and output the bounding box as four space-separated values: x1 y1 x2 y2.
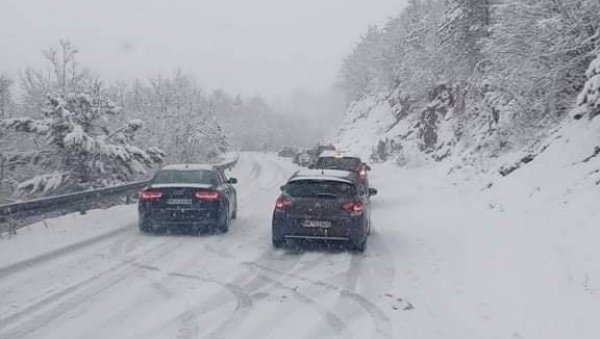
138 164 238 234
272 169 377 251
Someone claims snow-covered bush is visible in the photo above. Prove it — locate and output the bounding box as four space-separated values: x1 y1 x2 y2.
574 54 600 120
1 92 165 196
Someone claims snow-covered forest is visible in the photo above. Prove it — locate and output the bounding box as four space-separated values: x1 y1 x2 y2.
336 0 600 165
0 40 327 202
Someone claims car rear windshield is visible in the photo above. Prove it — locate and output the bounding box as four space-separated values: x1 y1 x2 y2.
316 157 361 171
151 170 216 185
284 180 357 199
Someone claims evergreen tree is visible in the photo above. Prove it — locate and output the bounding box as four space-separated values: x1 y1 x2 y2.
1 90 164 196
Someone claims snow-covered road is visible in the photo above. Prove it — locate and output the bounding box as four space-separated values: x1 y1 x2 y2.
1 152 599 339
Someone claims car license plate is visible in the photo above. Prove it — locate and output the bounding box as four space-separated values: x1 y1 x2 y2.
301 220 331 228
167 198 192 205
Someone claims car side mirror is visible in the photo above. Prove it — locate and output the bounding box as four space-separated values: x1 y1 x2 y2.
368 188 378 196
228 177 238 184
280 185 287 191
364 164 372 171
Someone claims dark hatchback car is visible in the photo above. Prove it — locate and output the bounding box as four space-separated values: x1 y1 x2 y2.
313 151 371 189
138 164 238 234
272 169 377 251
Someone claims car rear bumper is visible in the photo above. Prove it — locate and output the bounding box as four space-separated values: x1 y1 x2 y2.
283 235 350 241
139 207 222 229
272 213 367 243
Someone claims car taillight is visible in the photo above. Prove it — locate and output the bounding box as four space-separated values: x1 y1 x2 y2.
342 201 364 215
275 197 293 211
140 190 163 201
195 190 221 201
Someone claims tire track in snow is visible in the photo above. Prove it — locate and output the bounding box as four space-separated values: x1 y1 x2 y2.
202 241 356 338
244 261 392 338
321 221 398 338
0 225 131 278
130 251 347 339
0 238 181 339
123 261 255 339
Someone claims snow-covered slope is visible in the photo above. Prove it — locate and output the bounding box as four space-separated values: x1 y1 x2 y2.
329 53 600 338
335 92 398 160
334 85 460 167
336 53 600 171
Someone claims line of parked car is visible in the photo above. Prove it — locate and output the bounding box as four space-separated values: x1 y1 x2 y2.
138 148 376 252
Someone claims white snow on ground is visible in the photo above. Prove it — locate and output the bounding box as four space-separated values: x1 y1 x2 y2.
0 146 599 338
0 206 135 268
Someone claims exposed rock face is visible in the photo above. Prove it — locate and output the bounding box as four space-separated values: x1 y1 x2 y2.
335 83 463 166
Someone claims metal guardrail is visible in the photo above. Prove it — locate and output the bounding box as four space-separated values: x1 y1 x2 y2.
0 154 239 234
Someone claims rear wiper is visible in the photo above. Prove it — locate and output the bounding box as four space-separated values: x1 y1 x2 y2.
315 193 337 199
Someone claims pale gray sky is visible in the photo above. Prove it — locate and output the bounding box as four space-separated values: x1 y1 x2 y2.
0 0 406 98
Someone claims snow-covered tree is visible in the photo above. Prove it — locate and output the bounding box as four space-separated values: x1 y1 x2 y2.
338 0 447 103
481 0 600 122
110 71 231 163
20 39 92 112
439 0 490 81
0 75 17 200
0 75 13 119
1 91 164 196
338 26 384 103
336 0 599 164
574 53 600 119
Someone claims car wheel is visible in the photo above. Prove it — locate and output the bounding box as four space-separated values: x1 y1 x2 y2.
350 238 367 253
231 201 237 220
216 206 230 233
139 219 152 234
272 236 285 248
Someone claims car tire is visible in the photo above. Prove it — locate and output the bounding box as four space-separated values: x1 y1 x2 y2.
139 220 152 234
231 201 237 220
272 236 285 248
216 206 230 233
350 238 367 253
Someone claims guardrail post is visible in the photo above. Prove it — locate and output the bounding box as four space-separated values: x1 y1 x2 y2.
9 220 16 237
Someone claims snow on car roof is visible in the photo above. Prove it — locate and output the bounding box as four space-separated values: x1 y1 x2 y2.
161 164 216 171
318 150 361 159
289 169 357 184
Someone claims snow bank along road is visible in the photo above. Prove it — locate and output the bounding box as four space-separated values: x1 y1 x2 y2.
1 152 599 339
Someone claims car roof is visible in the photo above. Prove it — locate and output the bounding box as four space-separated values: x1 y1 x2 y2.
161 164 216 171
318 150 362 160
288 169 358 185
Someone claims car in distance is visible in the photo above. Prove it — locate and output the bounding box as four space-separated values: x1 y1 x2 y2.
277 146 298 158
138 164 238 234
295 151 313 167
313 150 371 189
272 169 377 251
313 144 336 156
